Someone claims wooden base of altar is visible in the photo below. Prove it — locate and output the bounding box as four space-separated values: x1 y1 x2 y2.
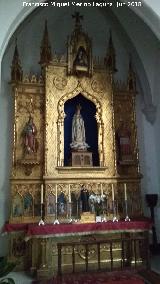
4 220 151 279
72 151 93 166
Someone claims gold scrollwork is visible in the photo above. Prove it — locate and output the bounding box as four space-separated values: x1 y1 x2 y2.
91 79 105 93
53 76 68 90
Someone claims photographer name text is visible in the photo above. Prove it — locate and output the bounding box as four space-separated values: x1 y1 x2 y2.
22 1 142 8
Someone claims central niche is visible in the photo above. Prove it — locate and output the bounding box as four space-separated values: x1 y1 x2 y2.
64 94 99 166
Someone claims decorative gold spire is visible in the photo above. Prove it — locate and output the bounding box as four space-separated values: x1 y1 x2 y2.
39 20 52 66
11 38 23 82
127 56 136 91
104 30 117 73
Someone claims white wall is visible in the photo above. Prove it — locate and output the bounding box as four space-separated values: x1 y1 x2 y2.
1 0 160 255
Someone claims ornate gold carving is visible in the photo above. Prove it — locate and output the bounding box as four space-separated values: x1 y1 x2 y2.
10 27 141 225
91 79 105 93
53 76 68 90
22 73 44 84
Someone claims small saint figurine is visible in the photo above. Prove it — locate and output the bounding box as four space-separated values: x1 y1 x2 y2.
80 185 90 212
22 116 37 154
70 104 89 151
74 46 88 67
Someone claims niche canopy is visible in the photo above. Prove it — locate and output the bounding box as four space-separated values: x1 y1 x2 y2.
67 12 93 77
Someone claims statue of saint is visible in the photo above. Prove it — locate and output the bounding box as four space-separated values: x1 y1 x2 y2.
22 116 37 154
74 47 88 67
70 104 89 151
80 185 90 212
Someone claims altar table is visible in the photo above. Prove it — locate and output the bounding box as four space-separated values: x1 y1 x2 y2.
3 220 151 279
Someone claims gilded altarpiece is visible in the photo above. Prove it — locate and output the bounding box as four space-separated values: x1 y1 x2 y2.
8 16 144 276
9 68 142 224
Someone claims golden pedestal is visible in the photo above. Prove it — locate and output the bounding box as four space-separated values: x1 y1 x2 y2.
72 151 93 167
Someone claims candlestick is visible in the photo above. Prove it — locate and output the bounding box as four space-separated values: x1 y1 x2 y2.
55 184 58 203
112 184 114 201
38 204 45 225
54 184 59 225
125 200 130 222
101 183 103 196
39 184 45 226
124 183 127 201
112 199 118 222
69 184 71 203
41 184 43 204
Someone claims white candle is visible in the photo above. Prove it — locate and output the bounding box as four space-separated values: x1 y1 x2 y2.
112 184 114 201
56 185 57 203
124 183 127 201
69 184 71 203
101 183 103 196
41 184 43 204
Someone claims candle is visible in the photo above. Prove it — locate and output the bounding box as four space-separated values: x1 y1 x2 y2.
55 184 57 203
124 183 127 201
41 184 43 204
101 183 103 196
112 184 114 201
69 184 71 203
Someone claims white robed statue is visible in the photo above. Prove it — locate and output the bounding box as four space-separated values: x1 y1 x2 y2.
70 104 89 151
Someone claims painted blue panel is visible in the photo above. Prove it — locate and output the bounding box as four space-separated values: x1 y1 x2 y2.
64 94 99 166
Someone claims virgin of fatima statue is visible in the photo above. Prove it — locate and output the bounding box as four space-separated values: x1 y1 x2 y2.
70 104 89 151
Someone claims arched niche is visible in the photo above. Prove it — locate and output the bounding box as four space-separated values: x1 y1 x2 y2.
64 93 99 166
57 87 103 167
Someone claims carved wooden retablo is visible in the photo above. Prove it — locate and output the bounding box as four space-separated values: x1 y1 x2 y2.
7 14 144 277
9 13 142 226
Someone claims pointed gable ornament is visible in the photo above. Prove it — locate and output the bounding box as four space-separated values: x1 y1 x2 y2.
104 30 117 73
127 56 136 91
39 20 52 66
11 39 23 82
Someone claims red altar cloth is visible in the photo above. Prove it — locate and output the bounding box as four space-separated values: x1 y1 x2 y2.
3 220 152 240
2 223 29 233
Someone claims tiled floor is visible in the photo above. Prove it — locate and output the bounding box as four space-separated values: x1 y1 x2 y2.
1 255 160 284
